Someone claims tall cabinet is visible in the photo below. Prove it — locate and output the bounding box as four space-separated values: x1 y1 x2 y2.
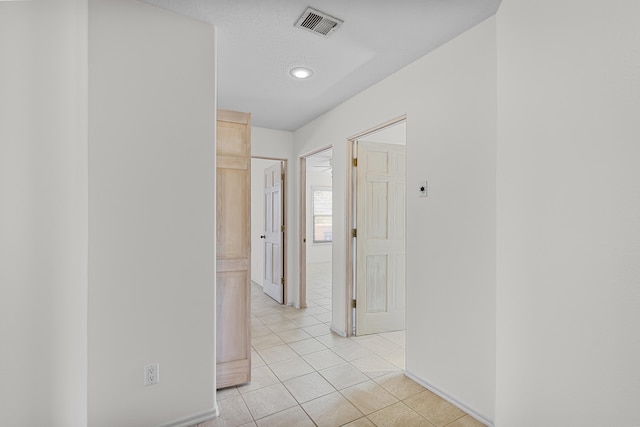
216 110 251 389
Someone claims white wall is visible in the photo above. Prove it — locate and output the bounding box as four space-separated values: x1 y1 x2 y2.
251 158 281 285
496 1 640 426
306 172 333 264
88 1 217 425
251 127 296 304
0 1 88 426
293 17 497 422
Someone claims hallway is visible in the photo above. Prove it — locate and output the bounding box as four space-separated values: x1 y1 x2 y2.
200 274 485 427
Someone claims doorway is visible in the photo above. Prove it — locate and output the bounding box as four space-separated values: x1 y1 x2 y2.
347 118 407 336
299 148 333 319
250 157 286 304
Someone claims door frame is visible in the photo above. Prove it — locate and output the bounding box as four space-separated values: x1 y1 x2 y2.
299 146 333 309
345 115 407 336
252 156 288 304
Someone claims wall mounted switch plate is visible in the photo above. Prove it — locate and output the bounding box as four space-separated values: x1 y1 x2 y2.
419 180 428 197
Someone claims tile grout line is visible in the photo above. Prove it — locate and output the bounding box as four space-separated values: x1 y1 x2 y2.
205 276 482 427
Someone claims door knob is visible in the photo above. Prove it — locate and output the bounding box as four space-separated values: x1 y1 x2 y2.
260 235 266 239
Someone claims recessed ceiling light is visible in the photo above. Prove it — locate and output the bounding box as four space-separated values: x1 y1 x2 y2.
289 67 314 79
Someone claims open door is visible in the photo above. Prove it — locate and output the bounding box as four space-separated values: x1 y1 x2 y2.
262 162 284 303
216 110 251 388
355 141 406 335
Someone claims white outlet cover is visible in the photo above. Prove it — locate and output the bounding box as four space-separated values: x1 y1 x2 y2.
144 363 159 386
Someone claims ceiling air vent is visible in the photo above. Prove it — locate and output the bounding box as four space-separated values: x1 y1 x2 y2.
295 7 343 37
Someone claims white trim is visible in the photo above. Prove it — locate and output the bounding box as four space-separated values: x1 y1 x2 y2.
347 114 407 142
157 405 219 427
299 145 333 310
404 371 494 427
346 115 407 337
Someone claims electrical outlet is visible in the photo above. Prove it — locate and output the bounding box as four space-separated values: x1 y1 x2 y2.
144 363 159 386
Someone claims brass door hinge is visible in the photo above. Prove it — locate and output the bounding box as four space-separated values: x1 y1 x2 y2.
352 300 357 309
281 277 285 285
281 225 285 232
352 228 357 238
352 158 358 167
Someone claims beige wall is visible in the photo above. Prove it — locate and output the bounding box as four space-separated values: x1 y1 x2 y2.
293 17 497 423
88 0 217 425
0 1 88 425
496 1 640 425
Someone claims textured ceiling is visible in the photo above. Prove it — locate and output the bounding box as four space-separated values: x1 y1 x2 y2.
142 0 501 131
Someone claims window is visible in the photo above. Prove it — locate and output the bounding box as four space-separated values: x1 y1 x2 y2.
312 187 332 243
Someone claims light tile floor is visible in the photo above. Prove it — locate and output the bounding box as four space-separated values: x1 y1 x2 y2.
198 264 485 427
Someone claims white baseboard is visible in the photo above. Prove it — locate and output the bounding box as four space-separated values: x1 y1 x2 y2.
158 404 219 427
404 371 494 427
330 324 346 337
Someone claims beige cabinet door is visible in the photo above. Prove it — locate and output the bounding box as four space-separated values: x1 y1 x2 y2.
355 141 406 335
262 163 284 303
216 110 251 388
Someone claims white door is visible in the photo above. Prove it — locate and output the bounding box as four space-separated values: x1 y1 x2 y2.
355 141 406 335
263 163 284 303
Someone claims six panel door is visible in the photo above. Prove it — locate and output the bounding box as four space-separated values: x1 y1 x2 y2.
355 141 406 336
216 110 251 388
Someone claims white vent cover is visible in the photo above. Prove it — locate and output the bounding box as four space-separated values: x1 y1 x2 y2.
295 7 343 37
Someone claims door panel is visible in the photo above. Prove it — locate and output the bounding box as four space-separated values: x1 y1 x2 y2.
263 163 284 303
356 141 406 335
216 270 249 362
366 255 387 312
216 110 251 388
217 168 249 258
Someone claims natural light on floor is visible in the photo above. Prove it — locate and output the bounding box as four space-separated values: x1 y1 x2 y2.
200 269 485 427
